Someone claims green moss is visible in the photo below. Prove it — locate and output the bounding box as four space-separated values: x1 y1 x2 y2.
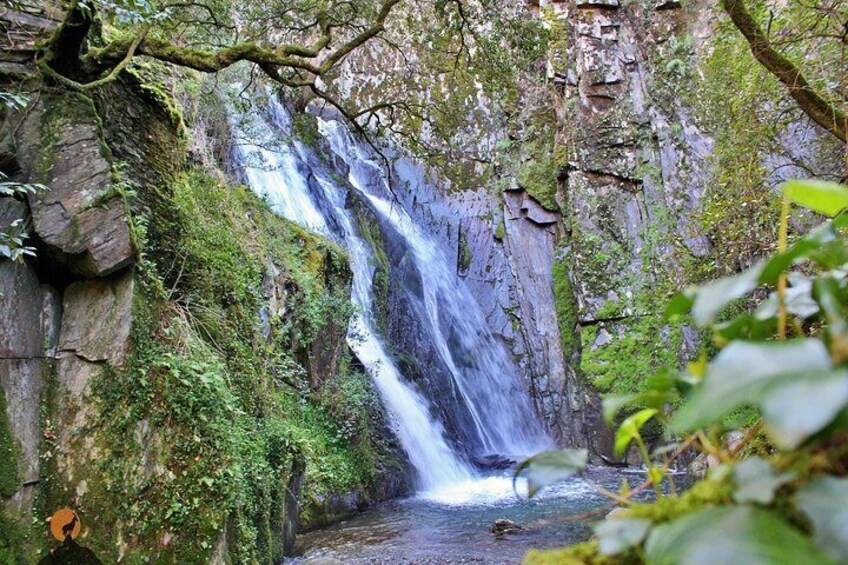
516 152 559 211
552 256 579 358
458 229 473 272
292 113 321 147
350 197 391 334
523 478 734 565
581 311 684 398
524 541 626 565
0 391 18 498
624 474 734 523
683 14 788 277
124 61 188 138
0 512 27 565
493 215 506 241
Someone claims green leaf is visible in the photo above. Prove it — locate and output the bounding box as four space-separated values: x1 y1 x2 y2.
732 457 795 504
614 409 657 457
755 274 819 320
794 477 848 561
672 339 832 433
665 289 694 319
603 393 641 424
690 262 764 326
602 386 672 424
783 179 848 217
594 517 652 555
714 313 777 343
759 222 837 285
813 276 847 337
759 369 848 448
513 449 588 498
644 506 833 565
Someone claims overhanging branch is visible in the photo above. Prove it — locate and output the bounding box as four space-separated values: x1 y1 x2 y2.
722 0 847 143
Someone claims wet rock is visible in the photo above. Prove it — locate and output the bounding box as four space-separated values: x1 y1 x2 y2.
0 196 27 232
491 518 525 538
472 454 517 470
15 93 134 277
304 558 344 565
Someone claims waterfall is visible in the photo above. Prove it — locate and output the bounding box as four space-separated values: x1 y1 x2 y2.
229 92 551 492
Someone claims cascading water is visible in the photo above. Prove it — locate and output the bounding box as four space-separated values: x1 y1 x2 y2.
230 91 551 494
320 120 551 457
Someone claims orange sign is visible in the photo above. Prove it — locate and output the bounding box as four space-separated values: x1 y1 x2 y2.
49 508 81 541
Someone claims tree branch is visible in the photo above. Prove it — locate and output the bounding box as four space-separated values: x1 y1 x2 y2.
722 0 847 142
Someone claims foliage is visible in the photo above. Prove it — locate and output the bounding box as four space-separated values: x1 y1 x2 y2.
0 91 48 262
519 179 848 563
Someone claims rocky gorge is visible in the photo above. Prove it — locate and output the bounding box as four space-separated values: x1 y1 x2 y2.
1 0 846 563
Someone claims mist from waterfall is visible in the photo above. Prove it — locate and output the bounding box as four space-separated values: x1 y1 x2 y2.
230 91 551 492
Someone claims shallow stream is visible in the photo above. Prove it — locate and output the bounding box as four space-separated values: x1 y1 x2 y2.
288 468 665 564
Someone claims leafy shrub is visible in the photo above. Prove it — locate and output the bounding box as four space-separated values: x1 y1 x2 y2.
520 179 848 563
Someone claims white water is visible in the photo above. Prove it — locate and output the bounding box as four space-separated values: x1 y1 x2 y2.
233 97 474 491
231 92 551 494
320 120 551 457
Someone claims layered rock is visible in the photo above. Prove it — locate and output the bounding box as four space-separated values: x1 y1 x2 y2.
384 161 606 452
15 92 135 277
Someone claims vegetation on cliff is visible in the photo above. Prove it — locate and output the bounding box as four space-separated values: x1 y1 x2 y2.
523 179 848 564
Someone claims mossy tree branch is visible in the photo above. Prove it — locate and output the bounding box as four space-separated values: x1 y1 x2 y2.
42 0 403 92
722 0 847 143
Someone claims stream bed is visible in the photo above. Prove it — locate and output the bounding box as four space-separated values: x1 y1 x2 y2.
288 468 669 564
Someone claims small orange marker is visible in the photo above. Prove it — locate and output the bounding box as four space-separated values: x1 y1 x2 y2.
49 508 81 541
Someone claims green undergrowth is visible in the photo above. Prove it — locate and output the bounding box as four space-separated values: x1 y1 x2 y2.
38 169 399 563
581 307 685 399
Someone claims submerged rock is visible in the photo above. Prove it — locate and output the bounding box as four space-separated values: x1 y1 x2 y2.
472 454 517 470
491 519 525 538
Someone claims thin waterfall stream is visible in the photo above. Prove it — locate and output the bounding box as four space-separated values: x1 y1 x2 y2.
228 92 638 562
232 93 551 489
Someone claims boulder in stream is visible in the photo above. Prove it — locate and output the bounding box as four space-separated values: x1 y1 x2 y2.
472 454 517 470
491 518 525 538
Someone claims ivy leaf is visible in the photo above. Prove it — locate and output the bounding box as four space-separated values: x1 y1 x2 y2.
614 409 657 457
813 276 848 337
665 289 694 319
644 506 832 564
672 339 833 433
794 477 848 560
714 313 777 344
733 457 795 504
782 179 848 217
594 517 652 555
759 369 848 448
689 262 764 326
602 384 672 424
513 449 588 498
754 274 819 320
603 393 640 424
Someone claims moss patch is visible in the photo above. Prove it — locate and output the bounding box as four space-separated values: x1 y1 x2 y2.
516 150 559 211
0 391 18 498
552 256 579 358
